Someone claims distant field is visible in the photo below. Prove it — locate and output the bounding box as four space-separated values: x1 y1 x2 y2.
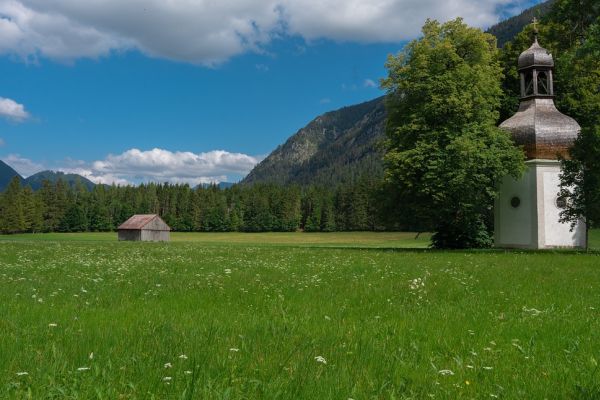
0 231 432 248
1 232 600 398
3 229 600 249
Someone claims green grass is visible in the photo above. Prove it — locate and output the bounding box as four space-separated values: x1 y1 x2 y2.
1 233 600 398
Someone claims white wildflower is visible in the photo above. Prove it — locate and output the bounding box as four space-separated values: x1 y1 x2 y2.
77 367 90 371
438 369 454 376
164 362 172 368
184 370 192 375
224 269 232 274
315 356 327 364
483 366 493 370
48 323 57 328
16 372 28 376
409 278 425 290
89 352 94 360
163 376 172 381
178 354 188 360
522 306 543 316
229 348 239 352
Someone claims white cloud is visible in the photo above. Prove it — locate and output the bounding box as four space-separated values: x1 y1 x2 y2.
2 148 261 185
0 97 29 121
319 97 331 104
0 0 519 64
363 79 377 88
64 148 261 186
2 153 43 176
255 63 270 72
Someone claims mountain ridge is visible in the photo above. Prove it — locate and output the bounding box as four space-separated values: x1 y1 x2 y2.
0 161 97 191
0 160 24 191
24 170 96 191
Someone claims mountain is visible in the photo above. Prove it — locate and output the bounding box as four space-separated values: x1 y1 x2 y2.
0 160 24 191
487 0 554 47
242 2 552 187
242 97 386 187
217 182 235 189
196 182 236 189
24 171 96 191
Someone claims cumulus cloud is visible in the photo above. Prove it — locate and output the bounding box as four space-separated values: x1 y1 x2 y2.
63 148 261 186
0 0 519 64
2 153 43 176
0 97 29 121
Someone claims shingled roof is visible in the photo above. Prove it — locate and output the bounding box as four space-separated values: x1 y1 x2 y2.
118 214 171 231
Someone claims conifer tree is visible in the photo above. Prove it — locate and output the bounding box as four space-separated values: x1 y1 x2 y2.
1 177 26 233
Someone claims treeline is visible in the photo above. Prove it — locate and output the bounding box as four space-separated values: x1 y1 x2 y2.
0 176 418 234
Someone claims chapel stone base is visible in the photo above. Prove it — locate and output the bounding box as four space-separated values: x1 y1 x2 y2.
494 159 586 249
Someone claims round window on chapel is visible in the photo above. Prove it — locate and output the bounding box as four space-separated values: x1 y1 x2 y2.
556 196 567 209
510 197 521 208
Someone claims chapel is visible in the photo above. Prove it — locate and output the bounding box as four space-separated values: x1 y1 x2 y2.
495 23 586 248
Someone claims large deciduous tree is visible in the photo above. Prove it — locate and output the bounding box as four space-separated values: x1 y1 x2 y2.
383 18 524 248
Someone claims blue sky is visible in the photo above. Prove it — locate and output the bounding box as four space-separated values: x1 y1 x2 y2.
0 0 542 185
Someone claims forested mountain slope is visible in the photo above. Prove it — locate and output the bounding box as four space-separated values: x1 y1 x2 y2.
487 0 554 47
242 96 386 186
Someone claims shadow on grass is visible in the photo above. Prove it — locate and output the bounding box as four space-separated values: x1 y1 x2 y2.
292 245 600 256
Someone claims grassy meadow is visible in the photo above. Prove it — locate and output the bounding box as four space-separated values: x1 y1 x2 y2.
1 232 600 399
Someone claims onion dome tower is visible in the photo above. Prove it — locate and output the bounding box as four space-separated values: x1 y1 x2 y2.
494 20 586 249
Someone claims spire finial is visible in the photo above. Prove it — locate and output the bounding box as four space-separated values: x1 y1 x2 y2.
532 17 539 42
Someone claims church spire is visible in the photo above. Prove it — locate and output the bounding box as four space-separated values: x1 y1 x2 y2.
517 20 554 99
499 18 580 161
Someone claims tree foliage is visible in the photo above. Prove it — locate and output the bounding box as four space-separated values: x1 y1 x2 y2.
555 15 600 232
383 18 524 248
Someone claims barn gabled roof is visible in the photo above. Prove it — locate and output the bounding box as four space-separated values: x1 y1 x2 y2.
117 214 171 231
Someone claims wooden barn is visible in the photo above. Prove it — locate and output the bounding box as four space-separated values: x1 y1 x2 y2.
117 214 171 242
